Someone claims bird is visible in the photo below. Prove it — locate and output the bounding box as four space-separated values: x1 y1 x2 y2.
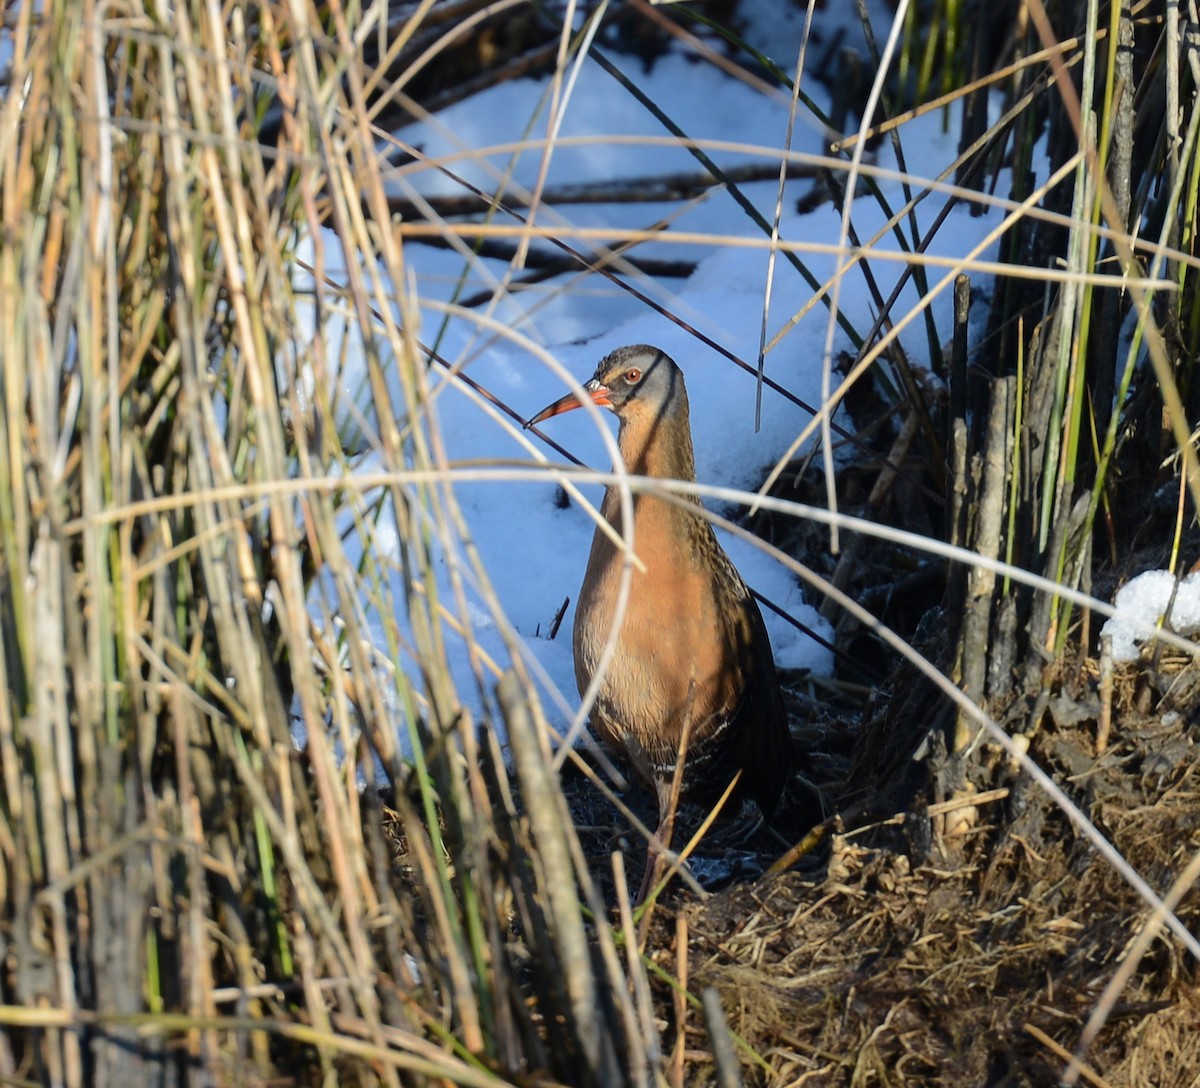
527 344 795 895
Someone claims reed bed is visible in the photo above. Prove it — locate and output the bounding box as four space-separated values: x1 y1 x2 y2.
1 0 1199 1085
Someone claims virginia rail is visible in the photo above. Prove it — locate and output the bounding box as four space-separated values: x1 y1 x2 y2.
528 345 794 893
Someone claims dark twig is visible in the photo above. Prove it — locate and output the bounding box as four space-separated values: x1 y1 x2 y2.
389 161 820 220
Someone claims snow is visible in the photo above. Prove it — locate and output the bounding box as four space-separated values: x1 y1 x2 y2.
1102 571 1200 661
297 4 1020 760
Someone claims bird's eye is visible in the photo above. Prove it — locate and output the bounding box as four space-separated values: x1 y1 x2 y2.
624 367 642 384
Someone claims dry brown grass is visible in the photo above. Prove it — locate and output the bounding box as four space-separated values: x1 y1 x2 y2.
664 651 1200 1086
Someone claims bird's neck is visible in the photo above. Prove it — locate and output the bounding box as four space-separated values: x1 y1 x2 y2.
616 410 697 484
596 405 708 569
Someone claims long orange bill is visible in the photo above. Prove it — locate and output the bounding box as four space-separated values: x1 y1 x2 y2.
526 379 611 427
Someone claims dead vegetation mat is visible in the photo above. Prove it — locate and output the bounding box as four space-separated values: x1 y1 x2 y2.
640 652 1200 1086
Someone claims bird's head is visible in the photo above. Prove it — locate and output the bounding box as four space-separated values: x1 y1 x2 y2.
526 345 687 427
